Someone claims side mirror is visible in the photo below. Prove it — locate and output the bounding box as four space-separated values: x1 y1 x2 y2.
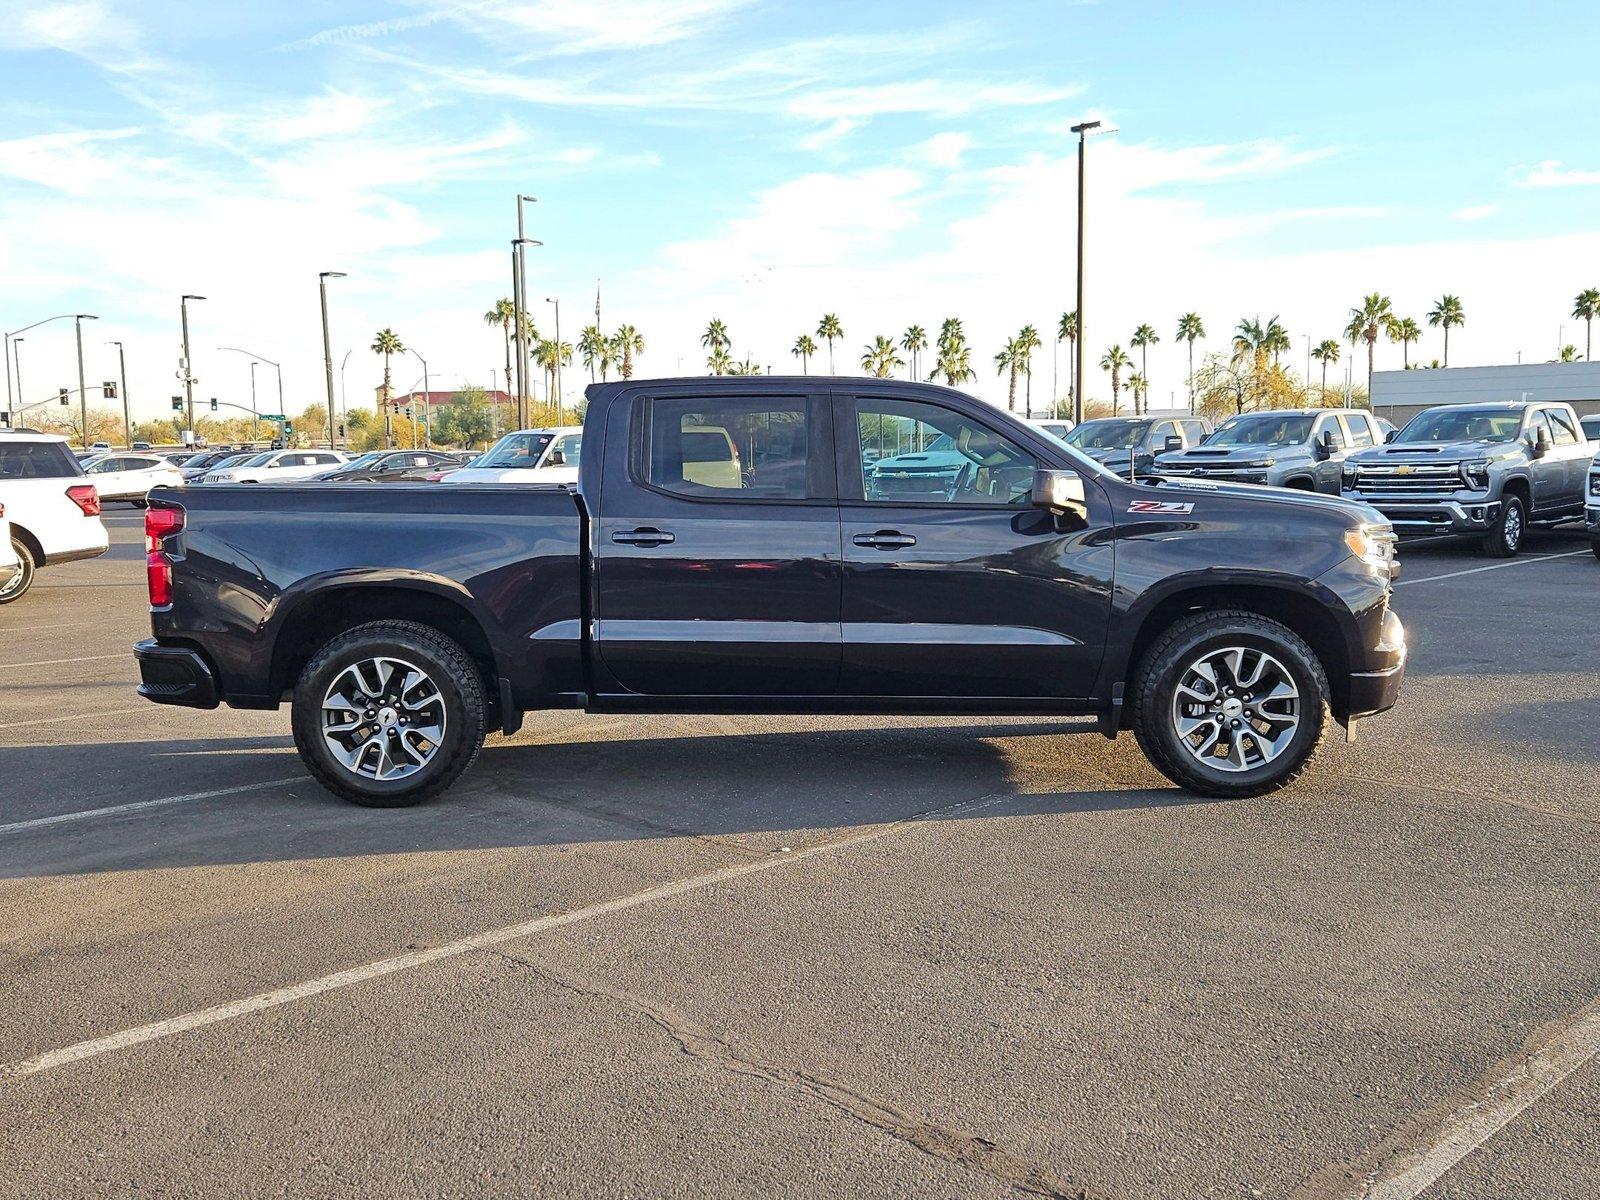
1163 435 1184 453
1318 428 1343 458
1532 427 1551 457
546 449 565 466
1384 429 1398 443
1031 469 1088 518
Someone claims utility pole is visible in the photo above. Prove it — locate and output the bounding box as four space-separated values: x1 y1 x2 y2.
75 313 98 448
180 295 204 436
1069 121 1100 428
319 271 346 449
249 360 258 424
340 349 351 445
515 193 537 427
546 297 561 409
406 347 429 448
107 340 130 447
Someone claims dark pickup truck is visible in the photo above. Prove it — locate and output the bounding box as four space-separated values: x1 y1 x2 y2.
135 378 1406 806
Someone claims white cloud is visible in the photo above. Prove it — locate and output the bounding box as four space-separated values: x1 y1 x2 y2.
788 80 1078 122
912 133 972 169
13 0 157 70
1454 204 1499 221
1513 160 1600 188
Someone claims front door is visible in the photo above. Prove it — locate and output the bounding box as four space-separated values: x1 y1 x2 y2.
593 388 841 696
838 393 1114 698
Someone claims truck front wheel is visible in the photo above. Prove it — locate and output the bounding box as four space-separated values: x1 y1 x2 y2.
1130 611 1330 799
291 620 487 807
1481 495 1524 557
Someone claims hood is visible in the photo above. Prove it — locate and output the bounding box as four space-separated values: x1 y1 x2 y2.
1347 439 1511 464
1148 476 1386 525
1156 444 1296 465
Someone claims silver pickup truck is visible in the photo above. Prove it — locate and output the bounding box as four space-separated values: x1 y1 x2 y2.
1341 401 1593 556
1152 408 1381 493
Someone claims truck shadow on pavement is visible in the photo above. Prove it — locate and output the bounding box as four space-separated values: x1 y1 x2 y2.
0 721 1216 880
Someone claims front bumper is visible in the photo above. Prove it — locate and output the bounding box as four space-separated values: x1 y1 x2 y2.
134 639 219 708
1350 496 1500 535
1347 609 1406 718
1586 504 1600 536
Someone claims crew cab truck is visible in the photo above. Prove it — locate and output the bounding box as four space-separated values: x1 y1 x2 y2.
1153 408 1381 493
134 378 1406 807
1341 401 1592 556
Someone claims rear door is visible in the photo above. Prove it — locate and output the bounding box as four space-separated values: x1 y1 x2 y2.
838 392 1113 698
1545 408 1589 506
1524 410 1562 512
593 387 841 696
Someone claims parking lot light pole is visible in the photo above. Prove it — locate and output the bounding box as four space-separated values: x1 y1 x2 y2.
74 314 98 448
5 313 74 419
515 195 536 425
106 340 130 447
180 295 205 435
405 346 429 448
319 272 346 449
340 349 351 445
10 339 22 420
1069 121 1101 428
218 347 282 439
545 297 561 408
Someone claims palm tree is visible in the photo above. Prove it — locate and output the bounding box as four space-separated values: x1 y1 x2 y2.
994 339 1020 411
901 325 928 381
792 334 817 374
1100 344 1131 415
701 319 730 355
817 314 844 373
1571 288 1600 360
1058 310 1079 410
1344 293 1394 391
1262 317 1290 365
484 300 516 397
729 355 764 375
1232 315 1268 363
534 339 572 404
1387 316 1422 368
1015 325 1042 414
1311 338 1342 395
578 325 606 383
1129 323 1159 415
862 335 903 378
1129 372 1149 413
614 324 644 379
1427 294 1466 366
1174 313 1204 412
598 336 619 382
370 328 404 408
936 318 972 385
706 346 733 376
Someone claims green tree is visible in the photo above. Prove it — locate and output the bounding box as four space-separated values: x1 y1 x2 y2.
433 386 497 448
614 324 644 379
994 338 1021 411
707 346 733 375
1015 324 1042 414
936 318 973 385
701 319 730 355
1100 344 1131 415
483 300 516 398
1311 338 1342 395
534 339 572 405
370 328 404 408
1175 313 1205 412
1130 323 1159 415
1571 288 1599 360
861 335 903 378
728 355 764 375
1262 317 1290 365
1058 310 1079 408
578 324 606 382
1387 316 1422 367
900 325 928 381
791 334 817 374
1427 294 1466 366
1344 293 1393 392
817 313 844 373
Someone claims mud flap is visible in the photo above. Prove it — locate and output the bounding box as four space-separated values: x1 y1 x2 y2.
498 677 524 737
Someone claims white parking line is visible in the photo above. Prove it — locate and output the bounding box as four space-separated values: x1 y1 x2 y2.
0 777 302 837
1298 993 1600 1199
0 791 1005 1080
0 705 146 731
0 653 127 670
1395 550 1590 588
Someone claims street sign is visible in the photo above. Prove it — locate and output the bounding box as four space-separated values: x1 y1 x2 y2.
260 414 286 422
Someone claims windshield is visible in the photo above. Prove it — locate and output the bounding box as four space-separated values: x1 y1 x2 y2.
338 452 385 471
1396 408 1523 443
1206 413 1313 447
479 431 557 468
233 452 275 468
1065 420 1146 451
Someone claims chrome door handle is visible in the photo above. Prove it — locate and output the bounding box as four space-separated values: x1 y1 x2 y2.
612 527 675 546
852 530 917 550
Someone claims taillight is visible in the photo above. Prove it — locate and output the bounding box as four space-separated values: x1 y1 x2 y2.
67 484 101 516
145 504 185 609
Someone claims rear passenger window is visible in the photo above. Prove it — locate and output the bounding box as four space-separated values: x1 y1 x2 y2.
1341 414 1375 448
1548 410 1580 446
645 397 811 499
2 443 84 478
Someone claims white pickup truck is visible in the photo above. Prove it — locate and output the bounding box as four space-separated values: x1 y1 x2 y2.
0 431 110 603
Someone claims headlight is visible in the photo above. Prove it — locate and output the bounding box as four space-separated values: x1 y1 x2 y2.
1589 474 1600 497
1460 459 1490 488
1344 524 1397 577
1341 462 1359 483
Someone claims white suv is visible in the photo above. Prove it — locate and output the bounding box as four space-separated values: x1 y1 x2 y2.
80 452 185 504
203 449 348 484
440 427 581 485
0 431 110 603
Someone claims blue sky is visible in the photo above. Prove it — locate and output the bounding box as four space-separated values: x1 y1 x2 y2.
3 0 1599 421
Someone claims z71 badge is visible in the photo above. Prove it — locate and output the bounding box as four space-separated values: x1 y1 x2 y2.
1127 499 1195 515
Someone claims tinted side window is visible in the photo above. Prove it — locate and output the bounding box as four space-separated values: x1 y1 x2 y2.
1341 414 1375 448
857 398 1035 507
1180 420 1207 445
645 397 809 499
0 442 82 479
1151 421 1177 446
1547 409 1580 446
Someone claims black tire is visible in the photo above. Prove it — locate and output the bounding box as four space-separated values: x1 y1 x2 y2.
1481 494 1525 558
291 620 487 807
1130 610 1330 799
0 538 36 605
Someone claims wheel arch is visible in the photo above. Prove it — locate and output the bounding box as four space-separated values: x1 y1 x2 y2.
7 522 45 565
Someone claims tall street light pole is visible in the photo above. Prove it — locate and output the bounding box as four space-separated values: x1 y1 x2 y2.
180 295 205 436
319 271 346 449
515 194 536 424
1069 120 1101 428
249 360 258 424
405 346 429 448
5 313 74 418
340 349 352 445
75 313 98 448
545 297 561 409
218 347 283 438
10 338 23 422
107 340 130 447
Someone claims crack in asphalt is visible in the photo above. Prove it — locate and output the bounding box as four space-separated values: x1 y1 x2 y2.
489 949 1102 1200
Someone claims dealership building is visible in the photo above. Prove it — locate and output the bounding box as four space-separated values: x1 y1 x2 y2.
1370 361 1600 428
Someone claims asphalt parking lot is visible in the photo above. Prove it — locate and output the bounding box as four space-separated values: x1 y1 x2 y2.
2 508 1597 1199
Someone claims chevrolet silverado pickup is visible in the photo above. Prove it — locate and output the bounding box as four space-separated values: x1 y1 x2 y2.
1153 408 1382 493
134 378 1406 807
1341 400 1592 556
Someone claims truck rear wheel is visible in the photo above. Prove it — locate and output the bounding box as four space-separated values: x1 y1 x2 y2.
0 538 36 605
1481 495 1524 557
1130 611 1329 799
291 620 487 807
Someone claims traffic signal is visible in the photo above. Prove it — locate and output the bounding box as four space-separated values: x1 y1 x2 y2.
171 396 183 412
0 412 10 428
209 398 218 412
282 422 293 435
58 388 69 406
103 381 117 399
337 422 346 438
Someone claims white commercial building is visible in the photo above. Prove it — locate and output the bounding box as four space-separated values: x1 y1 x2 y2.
1371 361 1600 428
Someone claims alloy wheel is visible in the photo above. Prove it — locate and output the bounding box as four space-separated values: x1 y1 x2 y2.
1170 645 1300 773
320 656 447 781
